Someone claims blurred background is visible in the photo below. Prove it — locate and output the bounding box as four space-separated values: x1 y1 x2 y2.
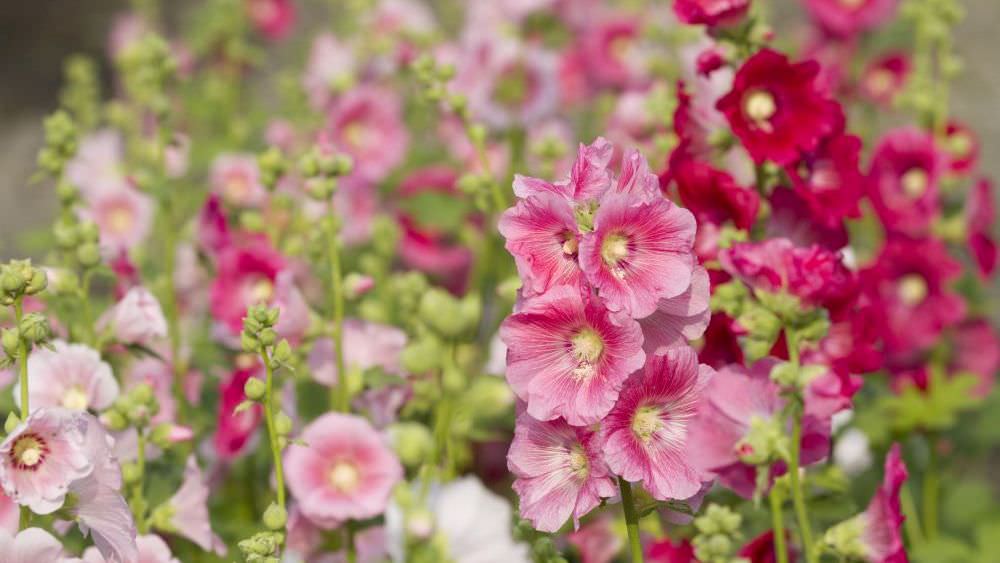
2 0 998 259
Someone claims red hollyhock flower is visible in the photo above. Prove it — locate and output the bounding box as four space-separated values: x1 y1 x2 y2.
738 530 795 563
860 52 910 107
214 365 263 460
209 239 287 335
943 121 979 175
717 49 844 166
647 537 696 562
967 178 998 278
786 133 864 229
246 0 296 41
803 0 898 38
673 0 750 27
767 188 849 251
867 128 946 237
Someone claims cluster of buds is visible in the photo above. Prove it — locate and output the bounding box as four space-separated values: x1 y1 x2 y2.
238 530 284 563
240 305 292 366
54 218 102 269
359 270 427 327
0 260 48 306
117 34 177 117
60 55 101 131
298 145 353 201
257 147 288 191
36 110 78 178
691 504 748 563
411 54 463 117
104 382 160 432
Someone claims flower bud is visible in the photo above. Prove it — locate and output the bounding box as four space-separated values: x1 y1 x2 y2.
122 462 142 485
272 339 292 364
400 337 443 374
241 331 260 353
1 328 20 358
76 242 102 268
4 413 21 434
53 221 79 249
25 269 47 295
78 221 100 243
274 411 293 436
102 409 128 432
129 382 155 405
244 377 266 401
263 502 288 530
389 422 433 468
258 328 277 347
18 313 50 344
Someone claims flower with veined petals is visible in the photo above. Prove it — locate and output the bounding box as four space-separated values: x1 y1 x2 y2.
638 266 711 355
156 457 226 555
507 413 617 533
101 286 168 346
601 347 714 501
499 191 584 297
325 86 409 182
803 0 898 38
500 285 645 426
673 0 750 27
209 153 268 209
512 137 614 204
717 49 843 166
81 534 179 563
867 128 946 237
284 413 402 527
18 341 119 413
246 0 295 40
0 527 69 561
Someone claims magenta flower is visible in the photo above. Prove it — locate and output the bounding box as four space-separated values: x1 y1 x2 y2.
512 137 614 204
967 178 997 278
858 445 909 563
0 527 68 561
673 0 750 27
579 18 644 89
717 49 843 166
214 366 263 460
19 341 118 413
246 0 296 41
308 319 407 386
500 285 645 426
284 413 402 527
208 239 286 336
507 413 617 533
860 53 910 107
943 121 979 175
101 286 168 346
601 347 713 501
210 153 268 208
638 266 711 355
786 133 864 229
803 0 898 38
325 86 408 182
867 128 945 237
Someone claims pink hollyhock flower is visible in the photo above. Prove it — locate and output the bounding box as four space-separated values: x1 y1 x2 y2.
699 312 745 369
568 515 622 563
579 18 645 89
210 154 268 208
325 86 408 182
967 178 997 278
766 188 848 251
196 194 232 257
161 457 225 555
786 133 864 229
507 413 617 533
717 49 843 166
208 239 286 335
80 185 155 255
0 527 68 561
601 347 713 501
500 285 645 425
284 413 403 526
738 529 795 563
720 238 854 307
81 534 179 563
578 194 697 318
272 271 311 344
856 444 909 562
101 286 167 345
860 53 910 107
647 537 696 562
867 128 946 237
308 319 407 386
20 341 119 412
246 0 295 40
513 137 614 203
803 0 898 38
673 0 750 27
943 121 979 175
638 266 711 355
302 33 356 111
460 38 560 129
66 130 128 196
214 366 263 460
951 319 1000 398
499 191 584 297
861 237 965 354
0 490 16 534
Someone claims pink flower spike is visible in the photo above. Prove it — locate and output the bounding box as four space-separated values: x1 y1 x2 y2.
601 347 714 501
500 285 645 426
578 194 696 319
20 341 119 412
507 413 617 533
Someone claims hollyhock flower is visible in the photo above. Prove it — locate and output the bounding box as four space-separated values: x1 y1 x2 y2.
717 49 843 166
699 313 745 369
500 285 645 425
578 194 696 318
647 537 696 562
196 194 231 257
579 18 645 89
943 121 979 175
803 0 898 38
158 457 225 555
739 530 795 563
0 490 16 534
513 137 614 203
331 176 379 247
950 319 999 398
507 413 617 532
81 534 179 563
720 238 854 307
80 185 155 255
601 347 714 501
210 154 267 208
208 240 286 335
101 286 167 345
19 341 119 412
766 188 849 251
285 413 402 526
861 237 965 354
568 515 622 563
787 133 864 229
303 33 356 110
461 39 560 129
308 319 407 386
0 527 68 561
860 53 910 106
867 128 946 237
499 191 583 297
672 0 750 27
967 178 997 278
214 366 263 460
432 476 531 562
66 130 128 196
246 0 295 40
325 86 408 182
638 266 711 355
272 272 311 344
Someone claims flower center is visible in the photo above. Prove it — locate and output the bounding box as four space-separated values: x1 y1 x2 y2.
567 445 589 478
601 233 631 280
570 327 604 380
494 63 532 109
562 233 579 256
866 69 894 96
900 168 929 199
947 132 972 159
631 406 662 443
897 274 928 306
61 387 89 411
328 461 360 493
839 0 866 8
343 121 371 150
743 90 777 124
11 434 47 470
225 173 250 202
249 278 274 304
108 205 135 234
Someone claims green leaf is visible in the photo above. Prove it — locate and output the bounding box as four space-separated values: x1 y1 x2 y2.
911 536 974 563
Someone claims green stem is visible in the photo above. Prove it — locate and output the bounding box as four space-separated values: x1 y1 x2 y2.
14 298 28 420
132 430 149 533
900 483 926 550
923 437 939 541
261 348 287 509
769 486 789 563
345 521 356 563
324 213 348 413
784 327 816 563
160 199 186 422
618 478 644 563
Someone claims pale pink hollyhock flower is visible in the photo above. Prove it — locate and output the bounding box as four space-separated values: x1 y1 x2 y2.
0 489 16 534
79 185 155 255
601 347 713 501
857 444 908 563
161 457 226 555
638 265 711 354
303 33 356 110
500 285 645 425
210 153 268 208
19 340 119 412
325 86 409 182
309 319 407 386
102 286 168 345
284 413 403 526
0 527 68 561
273 272 311 344
246 0 296 40
568 515 622 563
81 534 179 563
507 413 617 532
460 38 560 129
66 130 128 197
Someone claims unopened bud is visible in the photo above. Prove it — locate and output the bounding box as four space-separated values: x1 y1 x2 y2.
263 502 288 530
244 377 266 401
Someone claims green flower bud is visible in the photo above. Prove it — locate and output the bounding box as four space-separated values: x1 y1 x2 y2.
53 221 79 249
1 328 20 358
244 377 266 401
263 502 288 530
241 331 260 353
822 516 866 560
149 423 175 449
442 366 465 393
240 210 265 232
258 328 277 347
272 339 292 364
4 413 21 434
102 409 128 432
129 382 155 405
275 411 293 436
298 152 321 178
25 269 47 295
419 289 465 337
122 461 142 485
389 422 433 468
19 313 50 344
0 268 25 294
76 242 101 268
400 337 443 374
78 221 100 243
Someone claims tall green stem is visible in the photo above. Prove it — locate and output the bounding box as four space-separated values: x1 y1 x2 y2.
618 478 645 563
923 437 939 541
900 483 926 549
769 486 789 563
131 430 149 533
324 211 348 412
785 327 816 563
160 199 186 421
261 348 286 509
14 298 28 419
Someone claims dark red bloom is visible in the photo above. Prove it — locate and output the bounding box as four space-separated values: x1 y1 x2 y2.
767 188 849 251
860 52 910 106
786 133 864 229
867 128 946 237
738 530 796 563
696 46 728 77
943 121 979 175
214 366 263 460
699 312 746 369
803 0 898 38
673 0 750 27
967 178 997 278
717 49 844 166
647 537 696 563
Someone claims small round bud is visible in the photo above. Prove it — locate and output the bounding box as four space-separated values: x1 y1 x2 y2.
4 413 21 434
258 328 277 347
122 462 142 485
263 503 287 530
77 221 100 243
274 411 293 436
129 382 155 405
1 328 20 357
241 332 260 353
272 339 292 364
76 242 102 267
1 269 25 294
25 269 47 295
19 313 50 344
244 377 266 401
102 409 128 432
